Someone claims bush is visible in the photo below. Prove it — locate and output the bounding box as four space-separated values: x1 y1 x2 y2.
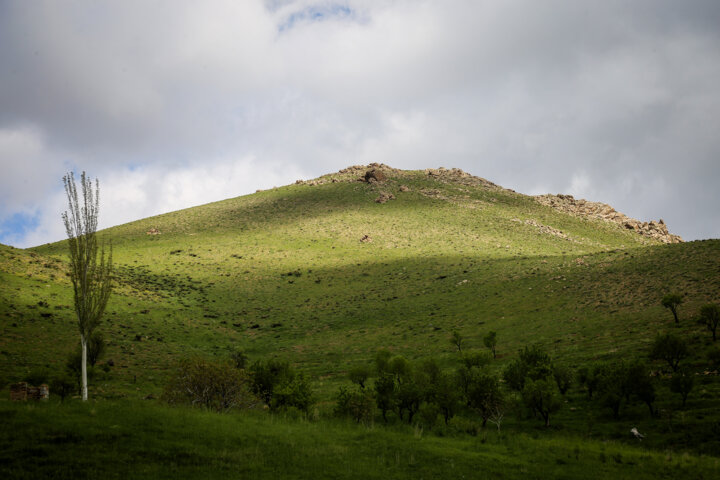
335 386 375 424
163 357 257 412
271 373 314 413
250 359 314 413
461 350 491 369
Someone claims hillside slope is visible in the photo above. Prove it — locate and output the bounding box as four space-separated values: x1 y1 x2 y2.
2 165 718 396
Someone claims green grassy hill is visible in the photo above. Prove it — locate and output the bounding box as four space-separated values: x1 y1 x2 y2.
1 165 719 477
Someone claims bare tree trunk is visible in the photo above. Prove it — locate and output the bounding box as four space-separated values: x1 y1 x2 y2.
81 334 88 401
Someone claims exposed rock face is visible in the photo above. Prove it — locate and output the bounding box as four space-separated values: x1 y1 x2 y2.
424 167 501 190
364 168 387 183
535 194 682 244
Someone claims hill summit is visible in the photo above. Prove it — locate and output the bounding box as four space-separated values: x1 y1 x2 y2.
293 163 682 244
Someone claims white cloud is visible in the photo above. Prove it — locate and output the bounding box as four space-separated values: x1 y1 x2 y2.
1 0 719 245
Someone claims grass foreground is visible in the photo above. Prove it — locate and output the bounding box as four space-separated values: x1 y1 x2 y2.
1 398 718 480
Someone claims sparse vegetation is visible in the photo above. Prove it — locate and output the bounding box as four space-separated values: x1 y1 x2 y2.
0 166 719 476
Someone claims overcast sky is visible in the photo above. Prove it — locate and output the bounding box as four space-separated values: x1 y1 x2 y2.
1 0 719 247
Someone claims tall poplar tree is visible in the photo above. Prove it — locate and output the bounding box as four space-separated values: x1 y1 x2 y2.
62 172 113 401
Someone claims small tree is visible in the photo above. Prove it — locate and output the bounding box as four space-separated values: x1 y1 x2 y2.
698 304 719 342
670 370 694 407
348 364 371 389
163 357 257 412
466 370 504 427
661 293 683 324
650 333 688 372
483 331 497 359
450 331 464 352
522 377 562 427
62 172 113 401
335 386 375 424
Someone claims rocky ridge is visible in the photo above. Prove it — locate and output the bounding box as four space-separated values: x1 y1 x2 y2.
295 164 682 244
535 194 682 244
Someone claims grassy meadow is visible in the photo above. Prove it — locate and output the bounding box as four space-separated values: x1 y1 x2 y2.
1 166 719 477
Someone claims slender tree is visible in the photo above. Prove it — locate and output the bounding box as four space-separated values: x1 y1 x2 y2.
450 331 464 352
62 172 113 401
483 331 497 359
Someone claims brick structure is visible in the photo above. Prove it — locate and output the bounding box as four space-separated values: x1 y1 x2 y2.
10 382 49 401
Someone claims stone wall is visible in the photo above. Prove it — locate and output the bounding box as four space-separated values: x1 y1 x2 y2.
10 382 50 401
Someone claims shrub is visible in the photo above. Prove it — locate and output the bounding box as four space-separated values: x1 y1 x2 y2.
271 373 314 413
461 350 491 369
335 386 375 424
250 359 314 413
163 357 257 412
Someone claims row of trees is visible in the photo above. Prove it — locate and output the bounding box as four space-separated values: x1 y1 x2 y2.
335 332 705 429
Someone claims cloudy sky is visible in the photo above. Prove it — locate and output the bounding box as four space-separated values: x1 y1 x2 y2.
1 0 719 247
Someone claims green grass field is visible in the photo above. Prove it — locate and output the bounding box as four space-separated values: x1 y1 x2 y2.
1 166 718 477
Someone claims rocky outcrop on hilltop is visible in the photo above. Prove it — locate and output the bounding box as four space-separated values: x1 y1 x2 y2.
424 167 502 190
535 194 682 244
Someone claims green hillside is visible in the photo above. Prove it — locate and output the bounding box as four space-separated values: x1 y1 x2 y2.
1 165 719 477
